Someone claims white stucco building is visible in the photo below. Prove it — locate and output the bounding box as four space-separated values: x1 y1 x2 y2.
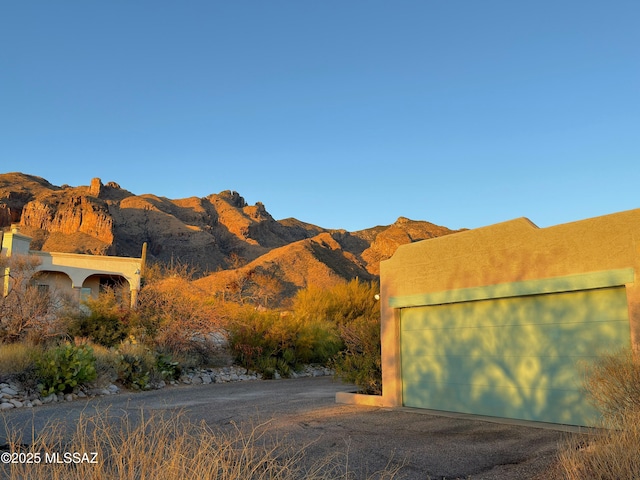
1 225 144 307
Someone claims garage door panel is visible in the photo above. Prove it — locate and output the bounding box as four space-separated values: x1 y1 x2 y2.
401 288 628 331
400 286 630 425
402 320 630 359
403 380 594 425
403 354 586 392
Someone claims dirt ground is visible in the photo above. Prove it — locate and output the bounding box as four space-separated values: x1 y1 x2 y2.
0 376 574 479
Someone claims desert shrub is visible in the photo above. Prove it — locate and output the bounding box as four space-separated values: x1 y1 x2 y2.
158 337 225 370
556 348 640 479
227 308 341 378
0 342 43 376
35 342 97 395
292 279 379 326
155 352 181 381
135 275 222 357
0 255 68 342
582 347 640 423
116 338 155 390
293 279 382 394
332 316 382 395
294 318 342 364
0 341 44 391
558 409 640 480
227 309 280 374
89 342 121 386
66 287 132 347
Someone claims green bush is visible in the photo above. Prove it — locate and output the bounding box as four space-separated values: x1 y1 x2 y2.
292 279 379 326
36 342 97 395
155 353 181 381
66 289 132 347
292 279 382 394
332 316 382 395
117 339 154 390
227 279 382 388
227 308 341 378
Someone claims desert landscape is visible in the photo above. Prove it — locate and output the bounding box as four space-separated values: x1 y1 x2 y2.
2 171 640 479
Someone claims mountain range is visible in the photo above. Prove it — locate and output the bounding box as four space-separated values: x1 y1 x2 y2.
0 172 463 303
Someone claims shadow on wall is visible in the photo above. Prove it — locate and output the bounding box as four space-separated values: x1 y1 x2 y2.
400 286 630 426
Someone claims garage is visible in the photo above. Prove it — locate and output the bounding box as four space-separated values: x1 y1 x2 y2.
378 210 640 427
399 285 631 426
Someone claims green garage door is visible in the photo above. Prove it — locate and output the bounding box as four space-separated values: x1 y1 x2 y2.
400 286 630 426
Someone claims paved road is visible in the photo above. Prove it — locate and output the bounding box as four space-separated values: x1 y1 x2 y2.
0 377 568 479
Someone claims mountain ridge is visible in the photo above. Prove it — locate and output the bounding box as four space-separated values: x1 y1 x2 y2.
1 172 464 303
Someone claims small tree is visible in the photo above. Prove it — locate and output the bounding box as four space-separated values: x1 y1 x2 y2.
249 266 284 309
0 254 67 343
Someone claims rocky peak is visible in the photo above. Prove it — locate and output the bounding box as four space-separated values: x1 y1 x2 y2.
217 190 247 208
89 177 103 197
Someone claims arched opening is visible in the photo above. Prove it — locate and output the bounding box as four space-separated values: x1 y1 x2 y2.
30 270 73 297
82 274 131 306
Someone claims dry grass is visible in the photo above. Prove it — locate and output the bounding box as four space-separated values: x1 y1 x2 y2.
557 408 640 479
581 348 640 424
1 409 402 480
0 343 42 376
555 348 640 479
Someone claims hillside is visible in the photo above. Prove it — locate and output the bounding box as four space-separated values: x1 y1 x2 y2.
0 172 464 301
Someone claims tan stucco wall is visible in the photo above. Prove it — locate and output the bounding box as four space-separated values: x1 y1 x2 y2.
31 251 143 306
2 227 143 308
380 208 640 407
1 229 32 257
32 271 74 292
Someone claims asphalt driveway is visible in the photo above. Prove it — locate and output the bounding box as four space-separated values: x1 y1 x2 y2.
0 377 569 479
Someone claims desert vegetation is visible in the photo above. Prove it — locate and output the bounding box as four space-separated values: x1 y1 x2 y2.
555 347 640 479
0 255 382 397
0 255 388 478
1 409 402 479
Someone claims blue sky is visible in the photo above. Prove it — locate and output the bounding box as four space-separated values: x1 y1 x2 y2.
1 1 638 232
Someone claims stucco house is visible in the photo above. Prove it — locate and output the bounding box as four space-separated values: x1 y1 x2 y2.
1 225 144 308
376 208 640 427
337 209 640 427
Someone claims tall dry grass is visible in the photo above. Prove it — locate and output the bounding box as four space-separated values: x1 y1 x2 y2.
1 409 402 480
558 407 640 480
0 342 43 377
556 348 640 479
581 348 640 424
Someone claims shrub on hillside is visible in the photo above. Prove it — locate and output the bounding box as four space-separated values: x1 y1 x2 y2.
135 275 223 366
